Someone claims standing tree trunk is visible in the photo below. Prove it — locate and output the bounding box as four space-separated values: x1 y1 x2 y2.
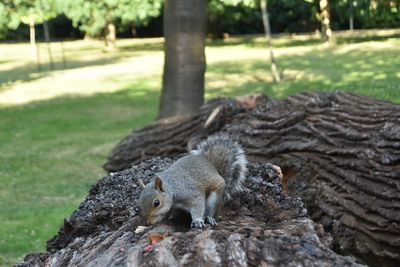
260 0 281 83
319 0 333 43
159 0 207 119
131 22 137 37
105 21 116 51
207 15 224 40
42 20 54 70
29 15 41 71
39 0 54 70
349 15 354 31
349 1 354 31
60 42 67 69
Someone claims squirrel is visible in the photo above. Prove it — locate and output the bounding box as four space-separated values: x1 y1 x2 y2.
138 135 248 229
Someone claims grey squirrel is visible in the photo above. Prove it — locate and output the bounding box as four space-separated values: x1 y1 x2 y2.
138 135 248 228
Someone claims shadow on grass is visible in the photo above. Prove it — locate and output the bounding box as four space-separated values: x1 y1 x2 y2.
206 45 400 102
118 42 164 52
207 36 322 48
336 33 400 44
207 31 400 49
0 82 160 125
0 55 128 88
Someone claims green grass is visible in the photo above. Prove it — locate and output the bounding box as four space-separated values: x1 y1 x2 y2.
1 29 400 266
0 86 159 265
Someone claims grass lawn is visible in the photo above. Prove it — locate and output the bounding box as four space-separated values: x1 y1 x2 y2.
1 29 400 266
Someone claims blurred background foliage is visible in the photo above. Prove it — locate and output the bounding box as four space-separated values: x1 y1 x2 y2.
0 0 399 41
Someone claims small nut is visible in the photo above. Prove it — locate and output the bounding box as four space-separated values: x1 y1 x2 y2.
272 165 283 180
134 225 148 234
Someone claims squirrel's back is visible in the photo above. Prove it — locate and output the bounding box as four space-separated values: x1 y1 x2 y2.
191 135 248 203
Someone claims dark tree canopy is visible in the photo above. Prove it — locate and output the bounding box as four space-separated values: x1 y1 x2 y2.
2 0 400 40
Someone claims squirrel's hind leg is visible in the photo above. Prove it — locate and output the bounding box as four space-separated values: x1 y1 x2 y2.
205 182 225 226
205 192 219 226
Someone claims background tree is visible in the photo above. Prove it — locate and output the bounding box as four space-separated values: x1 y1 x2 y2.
159 0 207 118
62 0 162 50
350 0 400 29
328 0 360 30
0 2 10 39
260 0 280 83
304 0 334 43
0 0 59 65
207 0 260 39
269 0 316 33
319 0 333 43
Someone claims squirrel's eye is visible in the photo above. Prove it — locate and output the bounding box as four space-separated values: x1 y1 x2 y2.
153 199 160 207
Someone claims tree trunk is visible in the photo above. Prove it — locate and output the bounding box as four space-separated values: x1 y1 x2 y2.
43 21 54 70
131 22 137 37
319 0 333 43
159 0 207 118
29 16 36 61
28 15 41 71
19 159 363 267
105 21 116 51
38 0 54 70
260 0 281 83
60 42 67 69
349 15 354 31
84 33 94 41
104 92 400 267
207 15 224 40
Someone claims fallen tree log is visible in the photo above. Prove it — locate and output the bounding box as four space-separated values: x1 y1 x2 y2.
19 159 363 266
103 95 267 172
103 92 400 266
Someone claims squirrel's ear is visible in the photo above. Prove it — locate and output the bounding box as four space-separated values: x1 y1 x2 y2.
138 179 145 189
154 176 164 192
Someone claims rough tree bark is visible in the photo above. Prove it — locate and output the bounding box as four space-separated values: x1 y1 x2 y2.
19 159 363 267
159 0 207 118
104 92 400 267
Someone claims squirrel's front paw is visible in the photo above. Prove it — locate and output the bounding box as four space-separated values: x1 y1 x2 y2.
206 216 217 226
191 218 205 229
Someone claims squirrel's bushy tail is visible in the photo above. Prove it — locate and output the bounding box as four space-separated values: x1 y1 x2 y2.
191 135 248 203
